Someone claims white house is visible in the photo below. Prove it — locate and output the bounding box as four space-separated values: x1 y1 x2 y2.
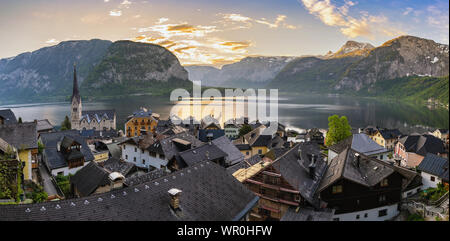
417 153 449 189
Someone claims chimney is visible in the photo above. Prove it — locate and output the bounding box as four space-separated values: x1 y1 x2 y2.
355 153 360 168
309 154 316 179
168 188 182 210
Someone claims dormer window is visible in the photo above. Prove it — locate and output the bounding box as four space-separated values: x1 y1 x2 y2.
380 178 389 187
332 185 343 194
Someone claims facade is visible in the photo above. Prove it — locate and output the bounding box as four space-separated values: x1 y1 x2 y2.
70 65 116 131
371 129 403 150
40 130 94 176
395 134 447 168
224 123 240 140
0 122 38 181
235 144 252 159
125 108 158 137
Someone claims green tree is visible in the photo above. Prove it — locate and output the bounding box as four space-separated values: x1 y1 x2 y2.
18 117 23 124
325 115 352 146
37 141 45 154
238 124 252 137
60 115 71 131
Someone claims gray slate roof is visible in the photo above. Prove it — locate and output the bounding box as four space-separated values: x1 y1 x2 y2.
103 157 135 177
280 207 334 221
147 132 203 160
80 110 115 123
36 119 54 132
0 109 17 124
40 130 94 170
0 161 258 221
212 136 244 166
226 154 262 174
399 134 445 156
70 162 110 197
329 133 388 156
271 143 328 207
178 143 228 167
124 168 169 187
417 153 449 178
0 122 38 150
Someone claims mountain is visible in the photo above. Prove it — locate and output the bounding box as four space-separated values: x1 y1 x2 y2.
269 36 449 99
0 39 112 102
185 56 295 88
0 40 191 103
81 41 190 97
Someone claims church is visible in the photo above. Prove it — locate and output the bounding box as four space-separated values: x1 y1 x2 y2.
71 65 116 131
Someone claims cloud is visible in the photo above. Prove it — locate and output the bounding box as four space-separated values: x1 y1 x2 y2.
45 39 58 44
403 7 413 16
139 23 218 38
109 10 122 17
426 5 449 43
219 13 298 30
299 0 404 39
157 17 169 24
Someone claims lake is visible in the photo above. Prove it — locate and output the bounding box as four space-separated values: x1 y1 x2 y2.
1 94 448 134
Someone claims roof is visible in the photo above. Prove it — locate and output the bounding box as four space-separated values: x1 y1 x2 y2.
178 143 228 167
0 137 15 154
70 162 110 197
0 161 258 221
399 134 445 156
212 136 244 166
226 154 263 175
105 143 122 159
36 119 54 132
377 129 402 140
130 109 152 118
198 129 225 142
329 134 388 156
244 126 272 147
280 207 334 221
437 129 449 135
0 109 17 124
235 144 251 151
40 130 94 170
80 129 118 139
146 132 203 161
60 136 79 150
124 168 169 187
0 122 38 150
417 153 449 178
103 157 135 177
71 65 81 103
270 143 328 207
80 110 115 123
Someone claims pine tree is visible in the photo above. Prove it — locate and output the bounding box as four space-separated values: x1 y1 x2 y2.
60 116 71 130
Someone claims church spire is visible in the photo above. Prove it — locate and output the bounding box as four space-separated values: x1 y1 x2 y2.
72 63 80 103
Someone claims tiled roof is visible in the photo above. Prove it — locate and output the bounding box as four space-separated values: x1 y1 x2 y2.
124 168 169 187
36 119 54 132
329 134 388 156
0 161 258 221
377 129 402 140
198 129 225 142
40 130 94 170
178 143 228 167
103 157 135 177
212 136 244 166
417 153 449 178
0 109 17 124
147 132 203 161
399 134 445 156
0 122 37 150
70 162 110 197
80 110 115 123
226 154 262 174
280 207 334 221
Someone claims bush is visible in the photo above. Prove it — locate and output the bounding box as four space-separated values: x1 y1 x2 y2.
407 213 425 221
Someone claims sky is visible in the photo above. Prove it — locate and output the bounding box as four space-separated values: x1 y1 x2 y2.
0 0 448 67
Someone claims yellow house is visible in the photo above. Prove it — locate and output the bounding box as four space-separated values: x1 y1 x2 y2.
0 122 38 181
243 126 272 156
370 129 402 150
125 109 158 137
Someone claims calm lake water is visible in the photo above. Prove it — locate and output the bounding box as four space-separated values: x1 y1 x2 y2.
1 94 448 134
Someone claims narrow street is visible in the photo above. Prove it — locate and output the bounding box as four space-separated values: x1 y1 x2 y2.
38 164 59 197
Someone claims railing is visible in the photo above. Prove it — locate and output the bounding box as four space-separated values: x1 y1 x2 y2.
431 191 449 207
403 200 447 220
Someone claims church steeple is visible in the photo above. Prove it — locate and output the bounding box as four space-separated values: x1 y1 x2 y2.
71 64 80 103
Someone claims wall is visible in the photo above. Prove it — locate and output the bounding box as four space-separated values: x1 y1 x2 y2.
332 203 399 221
121 143 167 169
50 161 90 177
125 117 157 137
251 146 268 156
18 149 32 180
402 186 422 199
421 172 442 189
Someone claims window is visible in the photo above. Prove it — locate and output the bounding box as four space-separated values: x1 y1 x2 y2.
379 195 386 203
380 178 389 187
258 149 262 155
125 155 128 160
123 145 126 150
134 147 137 152
246 151 249 155
430 176 435 182
378 209 387 217
332 185 343 194
364 213 368 218
133 157 136 162
356 215 360 220
141 149 144 154
142 159 145 164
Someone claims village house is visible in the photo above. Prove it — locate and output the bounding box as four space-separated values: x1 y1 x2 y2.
39 130 94 176
70 65 116 131
395 134 447 168
0 122 38 181
0 109 17 125
432 129 449 149
370 129 403 150
224 122 241 140
125 108 159 137
417 153 449 189
0 161 259 221
235 144 252 159
232 143 328 221
119 132 203 170
318 148 419 221
35 119 54 134
328 133 392 162
234 125 274 157
306 128 325 145
70 161 125 197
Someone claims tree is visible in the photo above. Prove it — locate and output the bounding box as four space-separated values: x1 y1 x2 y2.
238 124 252 137
18 117 23 124
60 116 71 130
325 115 352 146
